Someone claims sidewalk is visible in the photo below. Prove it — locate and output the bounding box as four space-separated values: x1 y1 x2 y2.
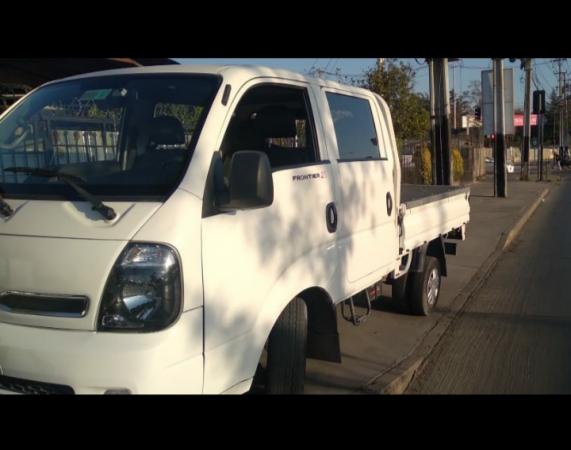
304 176 553 394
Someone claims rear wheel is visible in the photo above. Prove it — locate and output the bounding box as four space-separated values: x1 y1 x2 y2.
265 297 308 394
408 256 441 316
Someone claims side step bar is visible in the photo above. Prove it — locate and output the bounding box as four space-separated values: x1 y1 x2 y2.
341 282 382 326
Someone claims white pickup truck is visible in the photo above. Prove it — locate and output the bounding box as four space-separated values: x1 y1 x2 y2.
0 65 470 394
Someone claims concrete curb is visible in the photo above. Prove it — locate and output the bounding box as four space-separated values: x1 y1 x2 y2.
362 187 551 395
503 188 550 250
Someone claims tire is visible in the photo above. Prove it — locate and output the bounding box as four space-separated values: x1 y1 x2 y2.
266 297 308 394
408 256 441 316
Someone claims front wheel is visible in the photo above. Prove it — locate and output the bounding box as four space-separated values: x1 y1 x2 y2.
408 256 441 316
266 297 308 394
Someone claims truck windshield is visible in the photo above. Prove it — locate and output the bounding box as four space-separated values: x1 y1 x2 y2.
0 74 220 200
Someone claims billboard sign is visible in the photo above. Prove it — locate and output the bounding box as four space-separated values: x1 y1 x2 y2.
513 114 538 127
481 68 515 135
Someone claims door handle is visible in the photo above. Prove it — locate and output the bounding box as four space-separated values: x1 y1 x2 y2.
326 202 338 233
386 192 393 216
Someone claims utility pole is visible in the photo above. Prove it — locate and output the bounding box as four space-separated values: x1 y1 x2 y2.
492 62 497 196
554 59 567 159
565 72 569 159
377 58 385 72
442 60 452 185
450 64 458 131
539 113 545 181
431 59 453 185
521 59 532 180
533 89 546 181
559 59 564 155
450 88 456 133
427 59 437 184
494 58 507 197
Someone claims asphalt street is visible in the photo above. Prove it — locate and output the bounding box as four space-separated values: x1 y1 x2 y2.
407 172 571 394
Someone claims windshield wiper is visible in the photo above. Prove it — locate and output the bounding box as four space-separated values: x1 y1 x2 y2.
3 167 117 221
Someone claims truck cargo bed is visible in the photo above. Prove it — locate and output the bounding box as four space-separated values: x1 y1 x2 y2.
401 184 470 208
400 184 470 253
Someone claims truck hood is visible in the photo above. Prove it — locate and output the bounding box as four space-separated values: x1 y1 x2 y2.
0 199 162 240
0 199 163 331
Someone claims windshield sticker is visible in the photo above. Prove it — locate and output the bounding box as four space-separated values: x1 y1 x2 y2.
79 89 113 101
112 88 128 97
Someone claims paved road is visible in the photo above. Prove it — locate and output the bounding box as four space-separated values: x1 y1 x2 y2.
303 176 550 394
407 173 571 394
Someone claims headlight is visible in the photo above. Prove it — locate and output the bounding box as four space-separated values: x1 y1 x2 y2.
98 243 182 332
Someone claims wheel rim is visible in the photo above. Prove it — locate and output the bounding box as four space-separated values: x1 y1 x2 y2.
426 268 440 306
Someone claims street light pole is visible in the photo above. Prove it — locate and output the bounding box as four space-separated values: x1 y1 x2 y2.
431 59 452 185
494 58 507 197
521 59 532 181
441 59 452 185
539 113 544 181
428 59 437 184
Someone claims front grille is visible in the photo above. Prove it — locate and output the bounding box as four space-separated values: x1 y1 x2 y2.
0 291 89 318
0 375 74 395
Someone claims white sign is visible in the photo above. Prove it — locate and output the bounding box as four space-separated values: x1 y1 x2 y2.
481 68 515 136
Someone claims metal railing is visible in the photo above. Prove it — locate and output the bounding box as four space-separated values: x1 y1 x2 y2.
399 139 484 186
1 129 119 184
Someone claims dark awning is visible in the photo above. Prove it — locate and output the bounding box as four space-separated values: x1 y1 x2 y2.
0 58 177 88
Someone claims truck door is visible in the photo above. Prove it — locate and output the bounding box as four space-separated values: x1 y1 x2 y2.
321 89 398 289
200 80 339 394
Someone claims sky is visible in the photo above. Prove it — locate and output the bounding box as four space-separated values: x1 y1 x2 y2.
176 58 566 110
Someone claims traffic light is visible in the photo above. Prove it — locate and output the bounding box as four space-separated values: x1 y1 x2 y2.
533 90 545 114
474 106 481 121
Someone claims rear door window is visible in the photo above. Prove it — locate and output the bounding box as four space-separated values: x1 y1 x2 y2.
325 92 382 161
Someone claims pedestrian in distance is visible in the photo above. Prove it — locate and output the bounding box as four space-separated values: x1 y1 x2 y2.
553 151 562 172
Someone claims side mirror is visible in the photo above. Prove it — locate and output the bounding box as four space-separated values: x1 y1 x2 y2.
218 151 274 211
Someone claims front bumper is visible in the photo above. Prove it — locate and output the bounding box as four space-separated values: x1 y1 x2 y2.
0 308 204 394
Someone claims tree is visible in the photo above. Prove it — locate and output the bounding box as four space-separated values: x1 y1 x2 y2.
453 80 482 118
452 93 471 118
464 80 482 111
418 92 431 112
541 88 571 147
356 59 430 149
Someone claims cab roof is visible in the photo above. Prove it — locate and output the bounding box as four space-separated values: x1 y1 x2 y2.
45 64 374 98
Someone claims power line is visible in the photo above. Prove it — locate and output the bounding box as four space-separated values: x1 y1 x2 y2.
328 58 340 73
305 58 320 76
323 58 335 73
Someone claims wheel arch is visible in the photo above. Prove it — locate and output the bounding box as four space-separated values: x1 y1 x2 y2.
253 286 341 376
427 237 447 276
297 287 341 363
410 237 447 277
